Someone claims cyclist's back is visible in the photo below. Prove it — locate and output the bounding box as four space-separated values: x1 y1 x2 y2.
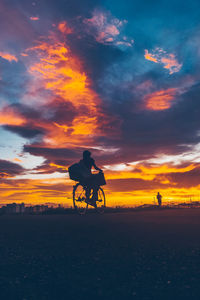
79 150 102 183
79 156 94 175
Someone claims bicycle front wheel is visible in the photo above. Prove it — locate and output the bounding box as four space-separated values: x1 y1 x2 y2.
73 183 88 215
95 187 106 214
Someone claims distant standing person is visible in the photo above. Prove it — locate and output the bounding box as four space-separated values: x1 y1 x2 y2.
157 192 162 207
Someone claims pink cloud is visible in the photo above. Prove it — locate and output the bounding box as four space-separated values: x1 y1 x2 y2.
160 54 182 74
30 16 39 21
144 48 182 74
84 10 134 48
0 51 18 62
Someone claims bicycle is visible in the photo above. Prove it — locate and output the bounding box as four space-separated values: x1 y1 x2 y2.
73 182 106 215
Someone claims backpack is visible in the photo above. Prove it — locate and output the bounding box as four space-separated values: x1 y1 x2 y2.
68 162 91 181
68 163 82 181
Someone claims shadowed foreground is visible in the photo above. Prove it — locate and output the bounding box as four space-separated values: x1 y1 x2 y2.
0 209 199 300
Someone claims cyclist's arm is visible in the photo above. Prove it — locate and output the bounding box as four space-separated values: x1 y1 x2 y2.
93 161 102 172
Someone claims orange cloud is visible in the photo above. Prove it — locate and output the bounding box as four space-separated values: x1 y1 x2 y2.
144 88 177 110
26 41 98 145
0 107 25 125
144 48 182 74
105 163 196 182
13 158 22 163
21 30 116 148
160 54 182 74
0 51 18 62
58 21 72 34
144 49 158 63
21 53 28 57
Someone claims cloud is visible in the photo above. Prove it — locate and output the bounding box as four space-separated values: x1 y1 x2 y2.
23 145 82 162
0 106 25 126
107 178 166 192
13 158 22 163
165 165 200 188
0 159 24 178
100 81 200 170
144 88 178 110
20 28 118 148
3 125 46 138
144 50 158 63
57 21 72 34
30 16 39 21
0 51 18 62
83 9 134 48
144 48 182 74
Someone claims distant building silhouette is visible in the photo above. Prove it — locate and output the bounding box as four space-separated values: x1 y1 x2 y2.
5 203 25 214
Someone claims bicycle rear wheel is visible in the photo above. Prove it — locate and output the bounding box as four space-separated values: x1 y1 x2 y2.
73 183 88 215
95 187 106 214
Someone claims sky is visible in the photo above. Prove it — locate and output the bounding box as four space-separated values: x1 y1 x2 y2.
1 0 200 206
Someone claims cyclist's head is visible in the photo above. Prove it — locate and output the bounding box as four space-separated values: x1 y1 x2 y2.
83 150 91 159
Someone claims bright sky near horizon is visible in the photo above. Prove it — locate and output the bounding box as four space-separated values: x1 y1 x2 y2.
1 0 200 206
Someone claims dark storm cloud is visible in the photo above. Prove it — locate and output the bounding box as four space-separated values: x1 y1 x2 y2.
23 146 80 162
10 103 42 120
24 144 121 168
107 178 166 192
1 100 78 140
95 81 200 165
3 125 45 138
8 101 77 124
23 145 118 169
165 165 200 188
67 34 125 82
47 99 77 124
0 159 24 178
33 160 66 174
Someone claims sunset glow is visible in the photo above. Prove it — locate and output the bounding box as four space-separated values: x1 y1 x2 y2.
0 0 200 207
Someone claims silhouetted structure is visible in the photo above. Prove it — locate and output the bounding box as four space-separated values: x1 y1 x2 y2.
5 203 25 214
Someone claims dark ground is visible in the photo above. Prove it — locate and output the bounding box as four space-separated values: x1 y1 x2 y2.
0 209 199 300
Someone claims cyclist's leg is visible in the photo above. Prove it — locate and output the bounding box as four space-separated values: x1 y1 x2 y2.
91 185 99 201
81 178 92 202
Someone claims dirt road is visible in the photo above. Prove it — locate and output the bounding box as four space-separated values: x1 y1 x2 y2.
0 209 199 299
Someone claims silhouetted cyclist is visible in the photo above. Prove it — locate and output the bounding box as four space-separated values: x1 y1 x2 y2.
157 192 162 207
79 150 102 204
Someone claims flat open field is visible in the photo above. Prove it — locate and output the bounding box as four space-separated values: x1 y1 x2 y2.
0 209 199 300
